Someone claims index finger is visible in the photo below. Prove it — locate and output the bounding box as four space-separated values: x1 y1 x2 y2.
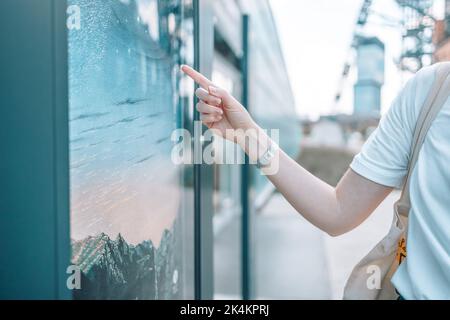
181 65 213 89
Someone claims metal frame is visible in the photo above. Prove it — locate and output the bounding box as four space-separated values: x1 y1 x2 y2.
210 12 252 300
194 0 215 300
241 14 251 300
53 0 72 300
193 0 202 300
0 0 71 299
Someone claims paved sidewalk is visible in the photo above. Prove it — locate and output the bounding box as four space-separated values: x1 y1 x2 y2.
255 194 331 299
215 190 399 299
254 190 399 299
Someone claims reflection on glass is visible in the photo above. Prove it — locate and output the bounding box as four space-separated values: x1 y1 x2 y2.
211 56 243 299
68 0 194 300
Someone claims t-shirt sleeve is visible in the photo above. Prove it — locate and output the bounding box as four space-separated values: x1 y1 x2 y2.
350 67 430 188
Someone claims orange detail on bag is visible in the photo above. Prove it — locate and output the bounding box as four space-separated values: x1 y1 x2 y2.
396 237 407 265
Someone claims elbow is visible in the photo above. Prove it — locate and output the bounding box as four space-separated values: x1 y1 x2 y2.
325 190 355 237
325 228 345 238
326 229 346 238
324 221 357 237
324 206 368 237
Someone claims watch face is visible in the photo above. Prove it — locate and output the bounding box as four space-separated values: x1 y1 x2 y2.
262 154 271 165
258 146 274 167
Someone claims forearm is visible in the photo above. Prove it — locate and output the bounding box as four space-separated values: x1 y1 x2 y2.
270 150 347 235
237 126 391 236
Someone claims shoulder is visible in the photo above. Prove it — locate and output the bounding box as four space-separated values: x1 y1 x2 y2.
350 63 448 188
412 62 450 99
405 64 438 102
393 63 443 129
409 63 450 101
415 63 441 80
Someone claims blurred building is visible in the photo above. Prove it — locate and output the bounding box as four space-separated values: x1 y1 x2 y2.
353 36 385 117
302 114 379 151
211 0 301 299
304 119 346 148
213 0 301 194
396 0 435 72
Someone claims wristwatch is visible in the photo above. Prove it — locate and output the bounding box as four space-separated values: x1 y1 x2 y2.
256 142 279 169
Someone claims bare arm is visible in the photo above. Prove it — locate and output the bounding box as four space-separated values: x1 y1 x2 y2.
181 65 393 237
258 139 392 236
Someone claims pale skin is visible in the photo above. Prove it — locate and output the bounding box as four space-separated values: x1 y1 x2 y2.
181 65 393 237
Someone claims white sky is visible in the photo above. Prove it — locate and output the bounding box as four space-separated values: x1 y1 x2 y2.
270 0 446 119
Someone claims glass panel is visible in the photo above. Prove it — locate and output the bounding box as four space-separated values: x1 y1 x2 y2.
211 54 243 299
68 0 195 300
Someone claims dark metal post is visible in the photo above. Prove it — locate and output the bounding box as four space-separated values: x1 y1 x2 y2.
193 0 202 301
0 0 71 299
241 14 251 300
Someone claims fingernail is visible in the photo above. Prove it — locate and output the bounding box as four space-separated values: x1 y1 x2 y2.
209 86 217 94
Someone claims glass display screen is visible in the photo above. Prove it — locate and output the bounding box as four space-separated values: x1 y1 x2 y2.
68 0 195 300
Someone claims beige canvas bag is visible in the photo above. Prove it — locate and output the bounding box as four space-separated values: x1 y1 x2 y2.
343 62 450 300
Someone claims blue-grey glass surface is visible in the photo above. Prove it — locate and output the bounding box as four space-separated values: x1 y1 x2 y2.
68 0 194 300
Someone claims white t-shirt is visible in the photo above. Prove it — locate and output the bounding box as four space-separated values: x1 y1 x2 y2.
350 63 450 300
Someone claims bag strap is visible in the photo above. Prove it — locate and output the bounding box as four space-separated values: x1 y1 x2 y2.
397 62 450 216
